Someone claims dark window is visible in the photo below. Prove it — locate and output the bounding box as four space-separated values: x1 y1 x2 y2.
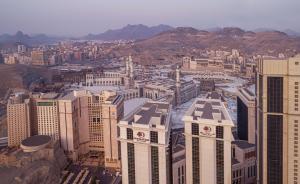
127 128 133 140
216 126 224 139
150 131 158 143
267 77 283 113
267 115 283 184
192 137 200 184
216 140 224 184
192 123 199 135
258 75 263 110
128 143 135 184
151 146 159 184
237 97 248 141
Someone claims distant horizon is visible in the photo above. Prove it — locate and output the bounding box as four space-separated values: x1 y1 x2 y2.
1 24 299 37
1 0 300 36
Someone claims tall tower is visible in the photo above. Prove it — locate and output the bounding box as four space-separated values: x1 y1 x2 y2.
183 98 234 184
125 55 134 88
119 102 172 184
176 66 181 105
129 55 134 79
7 93 31 147
256 55 300 184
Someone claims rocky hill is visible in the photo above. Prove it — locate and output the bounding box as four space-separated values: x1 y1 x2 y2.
84 24 174 41
103 27 300 64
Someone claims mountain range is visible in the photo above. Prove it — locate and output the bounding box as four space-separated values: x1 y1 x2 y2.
83 24 174 41
1 25 300 62
101 27 300 64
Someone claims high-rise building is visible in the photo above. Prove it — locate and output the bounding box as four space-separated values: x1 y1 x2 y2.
119 101 172 184
101 91 124 169
236 87 256 144
31 50 48 65
58 93 80 161
34 93 60 141
183 98 234 184
7 93 31 147
256 55 300 184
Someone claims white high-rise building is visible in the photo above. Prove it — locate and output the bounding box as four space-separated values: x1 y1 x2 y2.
34 93 60 141
183 98 234 184
119 101 172 184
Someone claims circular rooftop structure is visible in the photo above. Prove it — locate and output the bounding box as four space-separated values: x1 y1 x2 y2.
20 135 51 153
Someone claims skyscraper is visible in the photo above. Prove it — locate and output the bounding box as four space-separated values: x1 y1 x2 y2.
256 55 300 184
119 101 172 184
7 93 31 147
183 98 234 184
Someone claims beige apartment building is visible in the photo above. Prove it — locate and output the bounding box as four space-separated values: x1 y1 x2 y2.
256 55 300 184
7 93 31 147
183 98 234 184
58 93 80 161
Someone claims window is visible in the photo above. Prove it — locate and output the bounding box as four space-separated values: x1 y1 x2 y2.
127 128 133 140
127 143 135 184
151 146 159 184
150 131 158 143
192 123 199 135
267 115 283 184
267 77 283 113
192 137 200 184
216 126 224 139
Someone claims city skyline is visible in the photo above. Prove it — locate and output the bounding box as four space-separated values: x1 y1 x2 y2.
0 0 300 36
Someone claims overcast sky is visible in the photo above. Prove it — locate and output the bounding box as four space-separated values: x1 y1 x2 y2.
0 0 299 36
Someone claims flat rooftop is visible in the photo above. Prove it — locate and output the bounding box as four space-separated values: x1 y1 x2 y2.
184 98 232 124
125 102 170 127
21 135 51 147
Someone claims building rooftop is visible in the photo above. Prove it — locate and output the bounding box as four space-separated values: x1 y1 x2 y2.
232 140 255 149
21 135 51 147
183 98 233 126
124 102 170 127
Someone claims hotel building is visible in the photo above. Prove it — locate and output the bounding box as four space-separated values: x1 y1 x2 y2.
256 55 300 184
119 101 172 184
33 93 60 141
7 93 31 147
183 98 234 184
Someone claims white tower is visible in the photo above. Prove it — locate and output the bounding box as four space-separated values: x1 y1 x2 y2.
176 66 181 105
129 55 134 79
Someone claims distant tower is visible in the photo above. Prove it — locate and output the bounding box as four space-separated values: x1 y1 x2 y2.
129 55 134 79
175 66 181 105
125 55 134 88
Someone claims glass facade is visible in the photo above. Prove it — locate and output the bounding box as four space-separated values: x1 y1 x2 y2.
267 77 283 113
216 140 224 184
237 96 248 141
216 126 224 139
150 131 158 143
128 143 136 184
192 137 200 184
151 146 159 184
192 123 199 135
267 115 283 184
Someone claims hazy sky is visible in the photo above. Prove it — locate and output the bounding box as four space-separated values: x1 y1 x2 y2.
0 0 299 36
